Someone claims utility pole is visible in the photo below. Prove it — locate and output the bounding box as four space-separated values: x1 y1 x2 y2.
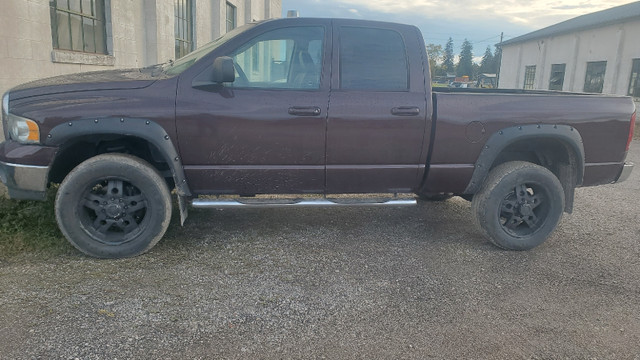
496 32 504 88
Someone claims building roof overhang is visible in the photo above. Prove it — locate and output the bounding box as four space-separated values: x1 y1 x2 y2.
500 1 640 47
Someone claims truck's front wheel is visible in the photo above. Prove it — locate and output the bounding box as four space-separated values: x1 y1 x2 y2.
55 154 172 258
471 161 564 250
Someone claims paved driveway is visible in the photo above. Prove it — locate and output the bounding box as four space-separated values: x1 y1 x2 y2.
0 143 639 359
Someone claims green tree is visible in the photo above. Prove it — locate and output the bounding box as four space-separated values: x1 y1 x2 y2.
456 38 474 77
479 46 494 74
426 43 444 76
442 37 455 74
492 45 502 74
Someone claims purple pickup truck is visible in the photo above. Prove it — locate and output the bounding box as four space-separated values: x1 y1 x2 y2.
0 18 636 258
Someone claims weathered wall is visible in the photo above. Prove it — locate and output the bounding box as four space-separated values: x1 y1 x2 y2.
499 20 640 95
0 0 281 99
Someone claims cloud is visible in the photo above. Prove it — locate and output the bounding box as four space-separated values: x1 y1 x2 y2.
551 4 594 10
282 0 637 55
330 0 638 28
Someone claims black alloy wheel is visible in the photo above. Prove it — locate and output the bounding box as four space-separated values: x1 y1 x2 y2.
79 178 149 245
55 154 172 258
471 161 565 250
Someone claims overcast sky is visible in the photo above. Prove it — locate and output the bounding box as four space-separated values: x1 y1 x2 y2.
281 0 638 55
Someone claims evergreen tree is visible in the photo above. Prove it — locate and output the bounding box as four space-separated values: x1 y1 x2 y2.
442 37 455 74
426 43 444 76
492 45 503 74
479 46 494 74
473 63 481 79
456 39 474 77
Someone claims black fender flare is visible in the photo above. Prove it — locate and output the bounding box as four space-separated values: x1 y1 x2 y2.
463 124 585 195
45 117 191 196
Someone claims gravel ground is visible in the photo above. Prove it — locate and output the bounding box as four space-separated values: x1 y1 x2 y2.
0 143 639 359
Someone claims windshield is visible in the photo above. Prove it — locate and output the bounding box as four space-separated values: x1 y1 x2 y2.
164 23 256 75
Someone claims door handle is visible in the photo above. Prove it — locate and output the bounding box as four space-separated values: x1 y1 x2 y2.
288 106 322 116
391 106 420 116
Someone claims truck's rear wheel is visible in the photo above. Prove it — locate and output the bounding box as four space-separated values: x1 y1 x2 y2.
55 154 172 258
471 161 564 250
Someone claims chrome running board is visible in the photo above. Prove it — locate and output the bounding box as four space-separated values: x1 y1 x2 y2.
191 197 416 208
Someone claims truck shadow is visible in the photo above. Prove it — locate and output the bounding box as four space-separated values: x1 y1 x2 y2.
159 196 491 253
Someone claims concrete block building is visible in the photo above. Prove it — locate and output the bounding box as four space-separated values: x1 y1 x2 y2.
0 0 281 98
498 1 640 105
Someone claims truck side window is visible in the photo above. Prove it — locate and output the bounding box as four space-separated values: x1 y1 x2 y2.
229 26 324 89
339 27 408 91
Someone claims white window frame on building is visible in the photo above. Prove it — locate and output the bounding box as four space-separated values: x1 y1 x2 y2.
549 64 566 91
226 2 237 32
175 0 195 59
584 61 607 93
49 0 108 54
629 58 640 98
523 65 536 90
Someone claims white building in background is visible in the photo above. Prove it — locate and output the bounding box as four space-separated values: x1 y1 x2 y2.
498 1 640 101
0 0 281 97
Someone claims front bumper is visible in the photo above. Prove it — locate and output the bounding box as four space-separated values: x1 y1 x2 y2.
0 160 49 200
0 140 57 200
615 161 634 183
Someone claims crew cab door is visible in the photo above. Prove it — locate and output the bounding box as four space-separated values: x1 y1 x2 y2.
175 21 331 195
326 21 429 193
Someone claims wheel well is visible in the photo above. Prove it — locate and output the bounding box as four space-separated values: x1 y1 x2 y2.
492 138 568 169
489 137 580 212
48 135 174 188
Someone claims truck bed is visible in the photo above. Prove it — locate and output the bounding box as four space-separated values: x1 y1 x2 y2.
424 90 635 194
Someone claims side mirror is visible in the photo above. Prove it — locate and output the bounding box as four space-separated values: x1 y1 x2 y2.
212 56 235 83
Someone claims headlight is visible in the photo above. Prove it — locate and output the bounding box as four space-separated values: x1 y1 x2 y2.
2 92 9 141
8 113 40 143
2 92 40 144
2 92 40 143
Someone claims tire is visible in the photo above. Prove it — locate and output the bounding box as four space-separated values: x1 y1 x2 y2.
471 161 564 250
55 154 172 258
417 192 454 201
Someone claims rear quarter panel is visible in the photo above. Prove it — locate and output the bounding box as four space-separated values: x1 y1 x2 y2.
426 92 635 193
